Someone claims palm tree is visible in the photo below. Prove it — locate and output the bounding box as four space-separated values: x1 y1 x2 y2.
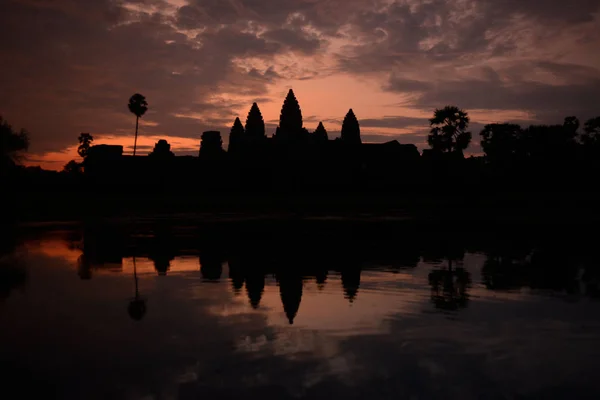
128 94 148 156
428 106 471 154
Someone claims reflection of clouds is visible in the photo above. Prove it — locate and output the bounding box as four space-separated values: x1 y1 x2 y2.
4 233 600 399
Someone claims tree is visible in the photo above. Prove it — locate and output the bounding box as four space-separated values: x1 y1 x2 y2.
480 123 522 164
228 117 244 154
128 93 148 156
149 139 174 158
0 116 29 167
277 89 304 140
63 160 82 175
581 116 600 146
428 106 471 153
77 133 94 158
313 122 328 142
563 116 580 139
245 102 266 140
341 109 361 144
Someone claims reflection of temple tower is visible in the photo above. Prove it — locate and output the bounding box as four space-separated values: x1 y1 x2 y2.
245 273 265 309
150 254 174 276
341 267 361 303
148 225 176 276
428 267 470 311
315 269 327 290
277 274 303 324
200 251 223 281
228 260 245 295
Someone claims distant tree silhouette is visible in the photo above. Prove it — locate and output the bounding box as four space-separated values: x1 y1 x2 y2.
228 117 245 154
63 160 83 175
149 139 175 158
199 131 225 158
77 133 94 158
341 109 361 144
581 116 600 146
245 103 266 140
428 106 471 154
276 89 305 141
128 93 148 156
313 122 328 142
0 116 29 167
563 116 580 138
480 123 522 164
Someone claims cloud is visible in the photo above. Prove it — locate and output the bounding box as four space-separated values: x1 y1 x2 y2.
1 0 599 168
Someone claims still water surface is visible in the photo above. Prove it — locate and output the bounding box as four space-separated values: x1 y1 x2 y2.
1 223 600 399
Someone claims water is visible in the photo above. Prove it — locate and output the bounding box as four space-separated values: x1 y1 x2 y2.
1 222 600 399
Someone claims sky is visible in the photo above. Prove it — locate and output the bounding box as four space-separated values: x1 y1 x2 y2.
1 0 599 170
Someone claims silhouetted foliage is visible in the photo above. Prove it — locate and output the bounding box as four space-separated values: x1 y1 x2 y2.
77 133 94 158
228 117 244 154
199 131 225 158
63 160 83 175
0 116 29 168
480 123 522 164
341 109 361 144
245 102 266 140
149 139 175 158
563 116 580 138
312 122 328 142
428 106 471 153
581 116 600 146
128 93 148 156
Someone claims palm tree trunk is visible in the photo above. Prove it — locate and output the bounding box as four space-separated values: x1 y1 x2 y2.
133 116 139 156
133 256 139 299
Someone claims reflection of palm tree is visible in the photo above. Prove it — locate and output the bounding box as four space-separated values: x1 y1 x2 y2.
128 257 147 321
428 263 470 311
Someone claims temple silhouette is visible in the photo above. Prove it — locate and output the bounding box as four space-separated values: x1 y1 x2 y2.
83 89 421 193
68 220 600 323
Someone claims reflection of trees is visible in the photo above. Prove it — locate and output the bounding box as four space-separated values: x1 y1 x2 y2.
481 243 600 297
424 239 469 311
428 266 471 311
128 257 146 321
0 259 27 301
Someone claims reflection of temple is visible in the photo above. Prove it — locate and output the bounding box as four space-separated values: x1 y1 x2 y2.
341 267 361 303
277 274 303 324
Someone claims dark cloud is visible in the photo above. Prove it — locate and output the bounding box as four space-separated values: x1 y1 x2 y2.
360 116 430 129
0 0 599 161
